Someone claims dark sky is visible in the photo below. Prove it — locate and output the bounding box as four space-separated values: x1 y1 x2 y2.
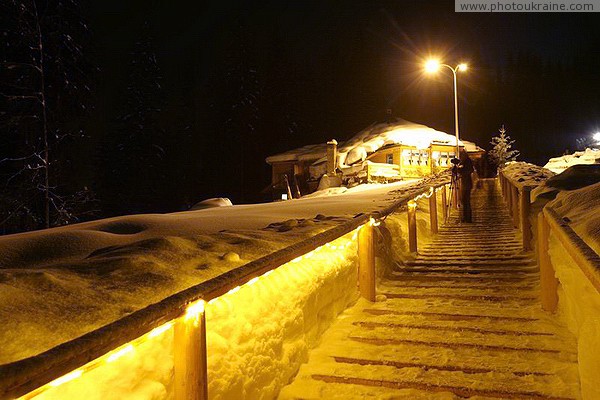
86 0 600 203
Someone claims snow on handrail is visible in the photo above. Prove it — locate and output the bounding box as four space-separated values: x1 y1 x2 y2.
0 179 449 400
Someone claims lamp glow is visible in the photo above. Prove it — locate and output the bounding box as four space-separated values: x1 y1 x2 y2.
425 59 441 73
594 132 600 143
458 63 468 71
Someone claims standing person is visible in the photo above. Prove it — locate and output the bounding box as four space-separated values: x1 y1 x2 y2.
458 149 474 223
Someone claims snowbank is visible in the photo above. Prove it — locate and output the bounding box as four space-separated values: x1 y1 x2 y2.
544 182 600 399
0 178 445 366
501 161 555 188
29 232 360 400
547 181 600 256
544 148 600 174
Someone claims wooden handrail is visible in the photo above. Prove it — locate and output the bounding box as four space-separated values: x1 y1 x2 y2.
0 178 450 400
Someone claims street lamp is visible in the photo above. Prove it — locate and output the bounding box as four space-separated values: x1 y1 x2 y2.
425 59 468 156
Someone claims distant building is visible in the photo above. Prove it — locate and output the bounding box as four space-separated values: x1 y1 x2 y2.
265 118 484 199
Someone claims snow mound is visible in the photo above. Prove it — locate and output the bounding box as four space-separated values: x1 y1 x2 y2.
531 165 600 202
544 148 600 174
502 161 554 187
190 197 233 210
547 181 600 255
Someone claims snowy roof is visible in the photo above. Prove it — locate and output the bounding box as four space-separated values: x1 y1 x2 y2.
338 118 462 165
461 140 485 153
265 143 327 164
265 118 469 167
543 148 600 174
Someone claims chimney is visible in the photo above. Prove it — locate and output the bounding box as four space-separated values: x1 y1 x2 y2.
326 139 338 175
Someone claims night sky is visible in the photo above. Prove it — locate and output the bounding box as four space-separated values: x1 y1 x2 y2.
4 0 600 226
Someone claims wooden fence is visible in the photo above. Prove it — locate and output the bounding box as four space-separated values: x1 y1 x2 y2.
0 179 449 400
499 170 600 313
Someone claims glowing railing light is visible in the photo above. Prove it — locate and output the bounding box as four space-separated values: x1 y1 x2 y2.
227 286 241 295
148 322 173 338
106 344 134 363
48 369 83 387
408 200 417 210
21 228 365 399
185 299 205 321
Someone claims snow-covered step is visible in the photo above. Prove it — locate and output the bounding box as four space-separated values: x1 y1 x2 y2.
280 358 578 399
279 180 580 399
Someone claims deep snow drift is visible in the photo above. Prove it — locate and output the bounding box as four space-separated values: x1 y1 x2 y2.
0 177 445 365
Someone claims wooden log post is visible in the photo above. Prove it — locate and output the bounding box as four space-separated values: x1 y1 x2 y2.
358 222 376 302
441 185 448 222
408 200 418 253
508 180 514 215
520 187 532 250
429 188 438 234
511 184 520 228
174 302 209 400
538 213 559 312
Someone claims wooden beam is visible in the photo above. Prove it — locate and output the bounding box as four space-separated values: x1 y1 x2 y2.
520 187 532 250
441 185 448 222
511 184 519 228
408 201 418 253
429 188 438 234
174 308 208 400
358 223 376 302
537 213 558 312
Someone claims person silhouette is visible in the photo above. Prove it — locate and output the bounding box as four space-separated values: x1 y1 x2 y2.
457 149 474 223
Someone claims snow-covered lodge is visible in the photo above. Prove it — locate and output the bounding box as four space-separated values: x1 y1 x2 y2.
265 118 485 197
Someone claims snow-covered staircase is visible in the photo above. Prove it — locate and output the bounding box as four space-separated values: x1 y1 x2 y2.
279 180 580 399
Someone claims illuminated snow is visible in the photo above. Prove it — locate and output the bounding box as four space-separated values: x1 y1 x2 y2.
544 148 600 174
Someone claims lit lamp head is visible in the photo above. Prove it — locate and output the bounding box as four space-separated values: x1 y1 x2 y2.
457 63 468 72
425 59 441 73
594 132 600 143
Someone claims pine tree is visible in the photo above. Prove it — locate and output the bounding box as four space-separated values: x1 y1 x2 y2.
489 125 520 169
0 0 95 233
96 21 168 215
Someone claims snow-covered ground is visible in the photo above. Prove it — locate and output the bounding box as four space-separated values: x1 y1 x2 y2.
544 148 600 174
546 182 600 400
0 178 443 365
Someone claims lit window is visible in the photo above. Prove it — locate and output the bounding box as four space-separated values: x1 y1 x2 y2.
386 154 394 164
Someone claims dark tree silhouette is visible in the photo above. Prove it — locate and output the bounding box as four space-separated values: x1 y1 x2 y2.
0 0 95 233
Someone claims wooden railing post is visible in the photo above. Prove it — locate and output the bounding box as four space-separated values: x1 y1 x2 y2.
408 200 417 253
429 188 438 234
520 186 532 250
441 185 448 221
358 222 376 302
511 184 520 228
174 302 208 400
506 178 512 213
538 213 559 312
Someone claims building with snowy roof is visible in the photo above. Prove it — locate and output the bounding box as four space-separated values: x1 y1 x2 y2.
265 118 485 198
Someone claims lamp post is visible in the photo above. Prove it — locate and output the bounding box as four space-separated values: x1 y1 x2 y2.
425 60 468 156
